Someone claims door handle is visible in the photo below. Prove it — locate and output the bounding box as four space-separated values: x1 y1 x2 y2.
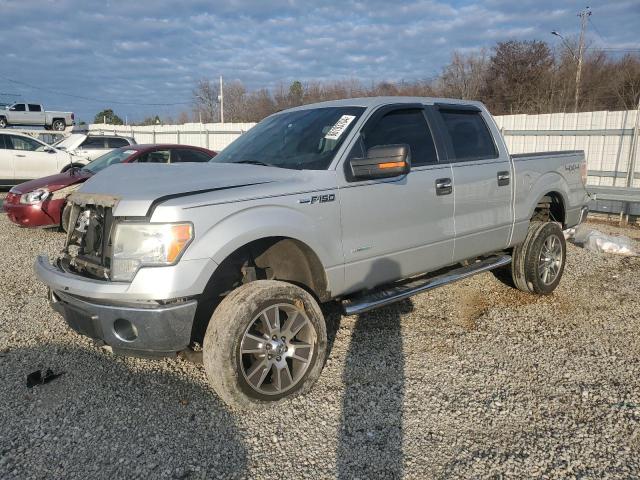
497 171 510 186
16 154 26 158
435 178 452 195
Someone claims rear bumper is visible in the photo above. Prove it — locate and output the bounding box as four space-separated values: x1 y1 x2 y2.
49 290 197 356
3 197 63 228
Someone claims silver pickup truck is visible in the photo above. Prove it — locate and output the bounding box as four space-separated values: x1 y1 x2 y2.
35 97 589 409
0 103 74 131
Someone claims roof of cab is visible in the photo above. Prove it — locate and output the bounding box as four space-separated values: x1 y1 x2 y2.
285 96 486 112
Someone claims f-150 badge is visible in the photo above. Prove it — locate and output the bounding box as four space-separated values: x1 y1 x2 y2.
298 193 336 204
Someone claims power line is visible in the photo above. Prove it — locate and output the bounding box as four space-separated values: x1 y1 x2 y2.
0 75 192 106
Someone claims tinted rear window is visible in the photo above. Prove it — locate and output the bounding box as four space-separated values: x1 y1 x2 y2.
28 104 42 112
80 137 106 149
107 137 130 148
173 149 212 162
438 109 498 161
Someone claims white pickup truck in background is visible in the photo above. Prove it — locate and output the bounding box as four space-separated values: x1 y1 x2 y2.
0 103 75 131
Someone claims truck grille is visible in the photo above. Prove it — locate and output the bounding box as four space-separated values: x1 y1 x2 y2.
63 203 114 279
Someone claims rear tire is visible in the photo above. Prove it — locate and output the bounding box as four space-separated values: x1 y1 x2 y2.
510 221 566 295
0 117 7 128
203 280 327 410
52 119 66 131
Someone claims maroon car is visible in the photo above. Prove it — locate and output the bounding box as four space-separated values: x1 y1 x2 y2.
4 144 216 230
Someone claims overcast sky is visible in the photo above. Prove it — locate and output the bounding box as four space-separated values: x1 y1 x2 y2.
1 0 639 122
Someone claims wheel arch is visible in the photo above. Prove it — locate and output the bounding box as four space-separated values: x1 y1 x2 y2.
191 235 331 344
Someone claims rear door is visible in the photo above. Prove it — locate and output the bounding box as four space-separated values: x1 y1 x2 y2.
338 105 455 293
429 104 512 261
0 134 14 183
27 104 45 124
8 134 60 180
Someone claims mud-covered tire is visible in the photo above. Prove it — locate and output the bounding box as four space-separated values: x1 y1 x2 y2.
510 221 566 295
203 280 327 410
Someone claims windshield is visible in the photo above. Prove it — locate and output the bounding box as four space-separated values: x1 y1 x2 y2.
82 148 138 174
54 133 84 151
210 106 365 170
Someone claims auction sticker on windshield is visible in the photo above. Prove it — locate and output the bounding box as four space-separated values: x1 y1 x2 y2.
324 115 356 140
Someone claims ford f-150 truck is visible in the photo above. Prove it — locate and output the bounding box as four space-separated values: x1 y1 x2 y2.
35 97 589 409
1 103 74 131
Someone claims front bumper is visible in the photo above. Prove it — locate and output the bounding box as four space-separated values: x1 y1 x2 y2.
49 290 197 356
3 196 63 228
34 255 212 356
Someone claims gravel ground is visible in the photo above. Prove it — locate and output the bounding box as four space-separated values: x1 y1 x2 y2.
1 201 640 479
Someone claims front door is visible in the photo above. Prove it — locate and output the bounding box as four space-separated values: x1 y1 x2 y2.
8 134 59 181
429 105 513 261
0 134 15 184
338 105 455 294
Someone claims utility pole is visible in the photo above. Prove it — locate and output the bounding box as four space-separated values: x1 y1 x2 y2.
551 7 591 113
219 75 224 124
574 7 591 113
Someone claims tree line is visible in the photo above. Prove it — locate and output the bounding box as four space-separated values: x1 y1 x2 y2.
97 39 640 125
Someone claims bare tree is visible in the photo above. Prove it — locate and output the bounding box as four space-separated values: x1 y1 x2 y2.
437 50 488 100
192 79 220 123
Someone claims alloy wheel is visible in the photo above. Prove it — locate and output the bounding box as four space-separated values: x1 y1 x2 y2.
239 303 316 396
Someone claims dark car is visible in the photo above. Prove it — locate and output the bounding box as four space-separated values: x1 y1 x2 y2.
4 144 216 230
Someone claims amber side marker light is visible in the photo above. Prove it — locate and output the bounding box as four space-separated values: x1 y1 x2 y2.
378 161 406 169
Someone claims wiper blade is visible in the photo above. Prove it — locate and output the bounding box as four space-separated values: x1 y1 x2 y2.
235 160 276 167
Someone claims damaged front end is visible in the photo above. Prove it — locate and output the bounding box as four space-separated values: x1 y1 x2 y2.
61 192 120 280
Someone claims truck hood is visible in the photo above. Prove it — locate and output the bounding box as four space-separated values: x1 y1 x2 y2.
76 162 332 217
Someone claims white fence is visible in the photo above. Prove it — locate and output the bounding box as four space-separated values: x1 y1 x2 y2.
494 110 640 190
88 122 256 152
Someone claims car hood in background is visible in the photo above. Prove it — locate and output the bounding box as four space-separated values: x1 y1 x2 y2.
10 170 92 195
77 162 337 217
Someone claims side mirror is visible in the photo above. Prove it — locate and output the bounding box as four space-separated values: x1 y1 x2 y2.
349 144 411 180
45 147 56 154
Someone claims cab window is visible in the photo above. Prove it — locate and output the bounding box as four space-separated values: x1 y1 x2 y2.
10 104 26 112
28 104 42 112
360 109 438 167
437 109 498 161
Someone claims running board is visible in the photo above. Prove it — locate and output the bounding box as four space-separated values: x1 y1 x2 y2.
341 255 512 316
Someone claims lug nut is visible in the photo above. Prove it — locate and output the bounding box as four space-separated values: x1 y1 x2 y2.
268 355 272 360
281 336 286 341
265 343 271 350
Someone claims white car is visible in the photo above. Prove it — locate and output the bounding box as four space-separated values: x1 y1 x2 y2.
54 133 137 161
0 132 86 186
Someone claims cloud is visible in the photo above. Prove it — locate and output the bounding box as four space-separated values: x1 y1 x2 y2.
0 0 638 122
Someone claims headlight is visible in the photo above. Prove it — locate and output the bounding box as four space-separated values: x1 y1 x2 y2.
111 223 193 281
20 189 50 204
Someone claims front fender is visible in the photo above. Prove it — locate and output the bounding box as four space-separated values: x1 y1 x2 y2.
184 203 342 273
